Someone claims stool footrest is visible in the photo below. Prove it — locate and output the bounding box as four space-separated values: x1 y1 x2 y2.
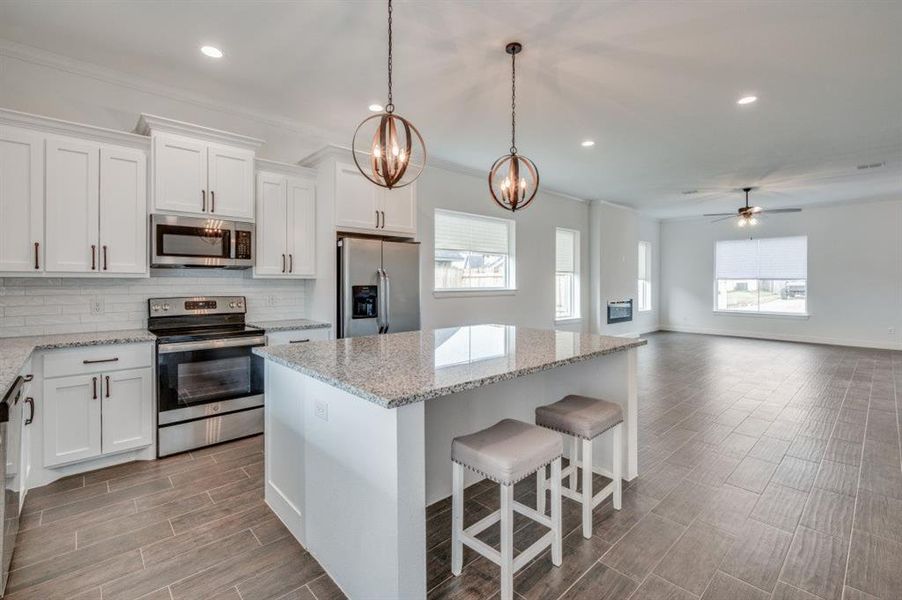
461 531 501 566
513 500 551 529
513 530 553 571
466 509 501 537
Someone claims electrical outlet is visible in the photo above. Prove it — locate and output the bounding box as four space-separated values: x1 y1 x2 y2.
266 295 277 307
889 327 897 336
90 296 105 315
314 400 328 421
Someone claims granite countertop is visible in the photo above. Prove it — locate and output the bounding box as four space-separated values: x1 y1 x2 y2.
0 329 155 400
253 324 646 409
248 319 331 332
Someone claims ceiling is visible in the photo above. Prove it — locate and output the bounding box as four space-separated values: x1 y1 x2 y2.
1 0 900 218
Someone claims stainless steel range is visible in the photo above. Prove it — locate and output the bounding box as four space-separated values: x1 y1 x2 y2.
148 296 265 457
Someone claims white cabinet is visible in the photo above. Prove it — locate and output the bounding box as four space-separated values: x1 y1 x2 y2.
101 368 153 455
43 374 103 467
42 344 153 468
208 144 255 219
0 126 44 272
255 171 316 278
151 133 207 215
100 146 147 274
45 136 100 272
334 161 416 237
266 327 332 345
44 136 147 274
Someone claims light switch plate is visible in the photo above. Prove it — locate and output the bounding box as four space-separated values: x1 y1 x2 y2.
314 400 328 421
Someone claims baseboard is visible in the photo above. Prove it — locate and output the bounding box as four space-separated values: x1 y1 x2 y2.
659 324 902 351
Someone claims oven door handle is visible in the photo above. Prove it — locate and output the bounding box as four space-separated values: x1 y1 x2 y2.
157 335 267 354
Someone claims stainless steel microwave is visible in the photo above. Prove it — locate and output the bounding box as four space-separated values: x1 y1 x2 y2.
150 214 254 269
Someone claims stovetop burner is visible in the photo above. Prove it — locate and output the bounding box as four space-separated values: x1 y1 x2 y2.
147 296 258 342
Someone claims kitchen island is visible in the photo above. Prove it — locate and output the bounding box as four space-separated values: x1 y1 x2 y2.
254 324 645 599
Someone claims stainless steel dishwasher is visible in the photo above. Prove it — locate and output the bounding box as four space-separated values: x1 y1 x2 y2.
0 375 25 596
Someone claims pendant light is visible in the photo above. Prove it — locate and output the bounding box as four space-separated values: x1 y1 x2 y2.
352 0 426 189
488 42 539 212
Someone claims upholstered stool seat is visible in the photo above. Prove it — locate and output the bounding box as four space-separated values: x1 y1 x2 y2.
450 419 563 600
535 395 624 539
452 418 563 485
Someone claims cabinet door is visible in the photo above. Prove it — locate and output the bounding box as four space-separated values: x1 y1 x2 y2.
101 367 152 455
286 177 316 277
45 136 100 273
335 162 380 231
254 172 288 277
379 182 417 236
100 146 147 274
0 127 44 272
208 144 255 219
153 133 208 214
43 374 102 467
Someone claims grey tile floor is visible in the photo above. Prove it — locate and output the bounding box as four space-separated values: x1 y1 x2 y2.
426 332 902 600
11 332 902 599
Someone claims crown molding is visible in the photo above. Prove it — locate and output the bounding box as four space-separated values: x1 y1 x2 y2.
136 113 264 150
0 106 149 149
255 158 317 179
0 38 339 144
298 144 353 167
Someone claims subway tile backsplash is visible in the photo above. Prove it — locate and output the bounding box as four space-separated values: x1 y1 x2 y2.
0 270 309 338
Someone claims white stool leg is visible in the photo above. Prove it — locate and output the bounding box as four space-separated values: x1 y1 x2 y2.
569 436 579 492
581 437 593 538
451 462 464 575
550 458 562 566
612 423 623 510
500 483 514 600
536 463 546 516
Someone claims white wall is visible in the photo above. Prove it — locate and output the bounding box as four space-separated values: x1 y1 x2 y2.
417 165 591 332
589 202 661 336
660 198 902 350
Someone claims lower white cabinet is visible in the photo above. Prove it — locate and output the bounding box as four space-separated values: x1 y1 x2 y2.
265 327 332 346
42 345 153 468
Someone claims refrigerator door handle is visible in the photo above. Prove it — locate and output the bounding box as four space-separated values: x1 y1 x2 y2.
382 269 391 333
376 268 386 334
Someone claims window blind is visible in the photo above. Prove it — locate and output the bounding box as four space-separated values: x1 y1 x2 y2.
435 210 511 255
556 229 576 272
715 236 807 279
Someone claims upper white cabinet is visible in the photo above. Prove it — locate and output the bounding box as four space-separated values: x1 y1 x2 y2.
0 109 150 277
138 114 262 221
254 161 316 278
0 126 44 272
45 135 147 274
333 159 417 237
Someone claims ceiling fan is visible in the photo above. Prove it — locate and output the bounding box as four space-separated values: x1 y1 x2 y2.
703 187 801 226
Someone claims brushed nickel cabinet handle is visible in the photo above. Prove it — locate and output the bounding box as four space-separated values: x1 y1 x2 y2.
83 357 119 365
92 376 97 400
289 339 310 343
210 190 215 213
102 245 108 271
375 210 380 229
381 210 386 229
24 397 34 425
202 189 206 211
289 254 293 273
34 242 40 270
105 375 110 398
91 245 96 270
281 254 286 273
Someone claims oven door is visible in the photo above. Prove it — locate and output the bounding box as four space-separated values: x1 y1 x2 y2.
151 215 236 268
157 335 265 425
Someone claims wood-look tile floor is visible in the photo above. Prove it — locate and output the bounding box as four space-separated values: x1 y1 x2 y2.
13 332 902 600
9 435 344 600
426 332 902 600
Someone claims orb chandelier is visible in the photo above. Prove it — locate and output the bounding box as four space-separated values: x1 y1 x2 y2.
488 42 539 212
352 0 426 189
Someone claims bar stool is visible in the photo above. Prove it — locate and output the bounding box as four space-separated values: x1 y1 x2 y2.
450 419 563 600
535 395 623 539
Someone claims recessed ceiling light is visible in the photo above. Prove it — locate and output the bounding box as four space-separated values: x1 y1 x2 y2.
201 46 223 59
581 140 595 147
737 95 757 105
368 104 384 112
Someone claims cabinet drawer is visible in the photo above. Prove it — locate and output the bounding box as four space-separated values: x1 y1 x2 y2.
266 328 331 346
43 343 153 378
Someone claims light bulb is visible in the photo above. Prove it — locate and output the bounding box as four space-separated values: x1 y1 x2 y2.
749 217 758 226
738 219 747 227
373 145 382 158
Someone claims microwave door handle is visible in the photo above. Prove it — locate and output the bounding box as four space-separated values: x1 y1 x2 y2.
382 269 391 333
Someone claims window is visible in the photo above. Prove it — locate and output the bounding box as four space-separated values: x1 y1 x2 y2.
555 228 580 320
638 241 652 312
715 236 808 314
434 209 515 291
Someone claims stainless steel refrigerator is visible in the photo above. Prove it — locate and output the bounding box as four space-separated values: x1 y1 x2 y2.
337 237 420 338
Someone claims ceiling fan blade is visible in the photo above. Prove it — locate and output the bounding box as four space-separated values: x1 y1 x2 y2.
749 206 764 213
760 208 803 214
710 215 737 223
702 212 737 217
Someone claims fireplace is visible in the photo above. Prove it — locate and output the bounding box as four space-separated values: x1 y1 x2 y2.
607 299 633 324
